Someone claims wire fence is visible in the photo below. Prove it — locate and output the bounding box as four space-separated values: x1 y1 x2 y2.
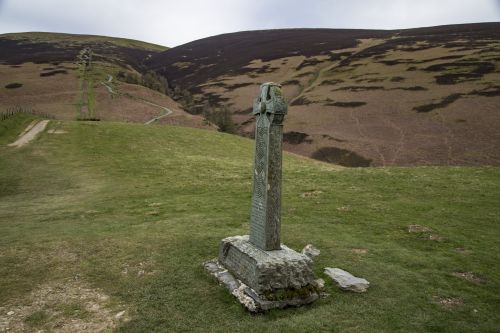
0 106 55 121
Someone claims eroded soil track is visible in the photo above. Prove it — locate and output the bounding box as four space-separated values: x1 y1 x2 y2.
8 119 49 148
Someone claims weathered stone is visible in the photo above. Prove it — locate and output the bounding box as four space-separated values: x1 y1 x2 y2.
115 311 126 320
302 244 320 259
249 83 287 251
314 278 325 289
324 267 370 293
204 259 319 312
219 235 317 295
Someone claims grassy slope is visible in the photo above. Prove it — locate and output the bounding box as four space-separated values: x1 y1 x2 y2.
0 32 168 52
0 117 499 332
0 113 38 145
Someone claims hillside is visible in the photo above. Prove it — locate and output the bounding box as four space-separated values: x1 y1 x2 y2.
148 23 500 166
0 32 210 129
0 115 499 332
0 31 167 66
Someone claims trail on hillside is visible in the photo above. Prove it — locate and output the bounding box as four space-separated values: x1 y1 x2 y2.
289 39 387 105
143 101 173 124
101 75 116 95
8 120 49 148
101 75 174 124
289 39 390 166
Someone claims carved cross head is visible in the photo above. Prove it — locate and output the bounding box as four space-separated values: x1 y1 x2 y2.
252 82 288 124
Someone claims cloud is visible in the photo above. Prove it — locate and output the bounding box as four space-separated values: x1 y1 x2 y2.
252 0 500 30
0 0 499 46
0 0 258 46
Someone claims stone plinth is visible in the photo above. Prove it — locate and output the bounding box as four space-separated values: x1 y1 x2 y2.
217 236 319 302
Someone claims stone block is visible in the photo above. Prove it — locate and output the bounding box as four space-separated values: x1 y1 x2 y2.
204 258 322 312
324 267 370 293
218 235 317 295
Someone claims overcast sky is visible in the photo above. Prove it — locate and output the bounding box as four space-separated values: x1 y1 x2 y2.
0 0 499 47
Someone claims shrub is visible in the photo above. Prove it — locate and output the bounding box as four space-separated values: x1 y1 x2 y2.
203 104 236 134
1 105 54 121
117 71 140 85
4 83 23 89
117 70 170 95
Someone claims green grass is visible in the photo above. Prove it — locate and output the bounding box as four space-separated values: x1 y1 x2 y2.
0 117 499 332
24 310 50 328
0 113 37 145
56 302 90 319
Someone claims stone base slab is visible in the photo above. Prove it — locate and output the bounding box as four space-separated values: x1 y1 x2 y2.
218 235 317 294
204 259 320 312
205 235 322 312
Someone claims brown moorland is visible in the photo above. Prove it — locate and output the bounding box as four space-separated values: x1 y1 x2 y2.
2 25 499 166
0 32 210 130
148 23 500 166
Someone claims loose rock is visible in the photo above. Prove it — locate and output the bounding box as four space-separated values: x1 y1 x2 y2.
302 244 320 259
314 278 325 289
324 267 370 293
115 311 126 320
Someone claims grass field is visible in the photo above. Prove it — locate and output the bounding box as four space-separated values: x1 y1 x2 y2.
0 116 499 332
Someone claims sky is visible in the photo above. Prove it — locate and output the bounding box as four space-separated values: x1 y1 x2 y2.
0 0 499 47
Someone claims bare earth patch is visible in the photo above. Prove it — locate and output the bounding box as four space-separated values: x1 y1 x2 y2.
407 225 444 241
300 190 323 198
408 224 431 233
433 296 464 309
47 129 68 134
0 279 129 332
425 234 444 241
121 259 157 277
455 247 472 254
452 272 486 284
352 248 368 254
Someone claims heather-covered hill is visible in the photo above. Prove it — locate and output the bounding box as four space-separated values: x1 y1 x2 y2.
0 31 167 68
148 23 500 166
0 32 210 129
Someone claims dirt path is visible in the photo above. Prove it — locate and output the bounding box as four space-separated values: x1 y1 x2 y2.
101 75 174 124
143 101 173 124
8 120 49 148
101 75 115 94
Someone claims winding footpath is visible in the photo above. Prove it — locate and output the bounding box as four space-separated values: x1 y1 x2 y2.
143 101 173 124
102 75 173 124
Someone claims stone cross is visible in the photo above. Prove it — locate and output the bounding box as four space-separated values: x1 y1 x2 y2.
209 83 318 311
249 82 288 251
